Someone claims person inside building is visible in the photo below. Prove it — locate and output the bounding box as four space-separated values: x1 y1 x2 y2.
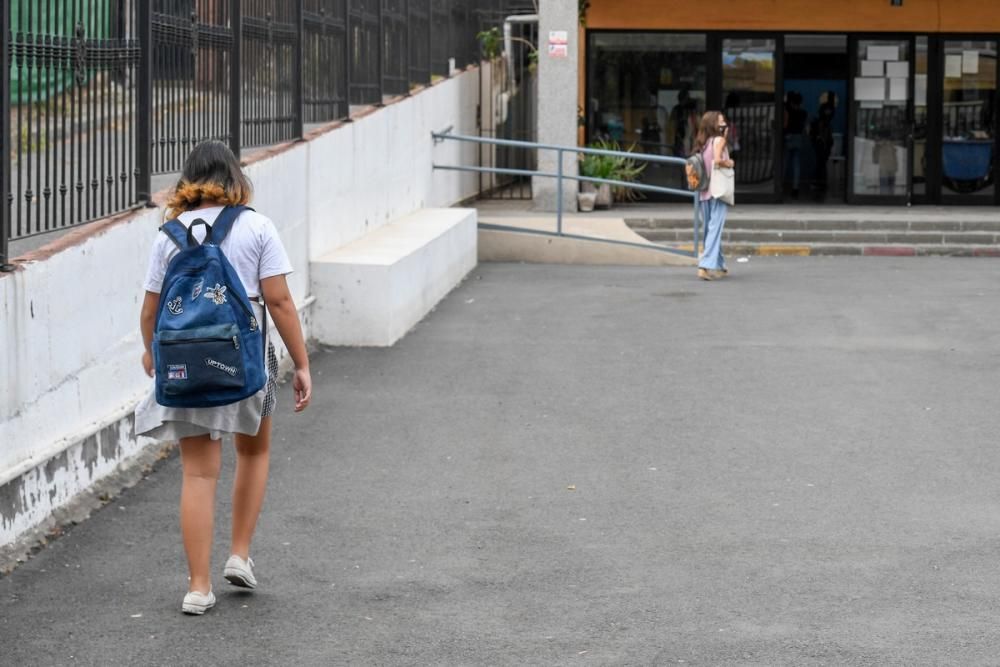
784 91 808 198
874 128 899 195
667 85 699 158
811 91 837 197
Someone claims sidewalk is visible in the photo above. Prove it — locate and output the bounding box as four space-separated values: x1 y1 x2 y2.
4 259 1000 665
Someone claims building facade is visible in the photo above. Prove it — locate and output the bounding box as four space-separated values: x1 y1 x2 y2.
579 0 1000 205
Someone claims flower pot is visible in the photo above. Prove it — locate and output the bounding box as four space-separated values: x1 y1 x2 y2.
595 183 613 208
581 180 613 208
577 192 597 212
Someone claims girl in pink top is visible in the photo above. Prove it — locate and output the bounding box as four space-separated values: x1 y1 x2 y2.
692 111 735 280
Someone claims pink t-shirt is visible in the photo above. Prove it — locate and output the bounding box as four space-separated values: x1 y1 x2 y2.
699 138 730 202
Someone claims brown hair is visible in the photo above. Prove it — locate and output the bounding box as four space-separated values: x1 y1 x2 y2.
165 140 252 219
692 111 725 156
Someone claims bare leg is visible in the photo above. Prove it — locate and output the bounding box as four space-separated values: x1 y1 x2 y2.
179 434 222 594
231 416 272 560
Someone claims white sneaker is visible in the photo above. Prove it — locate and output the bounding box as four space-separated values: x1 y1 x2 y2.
182 590 216 615
224 555 257 589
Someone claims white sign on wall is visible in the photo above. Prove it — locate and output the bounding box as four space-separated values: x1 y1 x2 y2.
547 30 569 58
549 30 568 45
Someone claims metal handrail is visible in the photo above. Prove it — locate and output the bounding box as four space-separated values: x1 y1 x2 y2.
431 130 702 257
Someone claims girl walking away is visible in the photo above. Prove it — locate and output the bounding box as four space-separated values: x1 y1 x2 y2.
135 140 312 615
693 111 735 281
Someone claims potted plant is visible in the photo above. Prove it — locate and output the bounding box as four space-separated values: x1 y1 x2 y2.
579 140 647 208
579 144 616 208
476 27 502 60
609 144 647 203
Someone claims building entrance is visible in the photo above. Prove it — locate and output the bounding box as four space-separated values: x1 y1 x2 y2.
586 30 1000 206
783 34 848 203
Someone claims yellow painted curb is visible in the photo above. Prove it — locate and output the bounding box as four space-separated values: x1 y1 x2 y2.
755 245 812 256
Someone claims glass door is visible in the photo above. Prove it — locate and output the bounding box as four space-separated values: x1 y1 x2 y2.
939 39 997 203
848 37 913 203
586 32 708 200
721 37 779 201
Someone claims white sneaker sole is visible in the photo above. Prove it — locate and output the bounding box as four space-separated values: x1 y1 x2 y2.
224 567 257 589
182 597 215 615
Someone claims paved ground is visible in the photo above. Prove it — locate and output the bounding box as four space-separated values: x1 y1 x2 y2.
4 258 1000 665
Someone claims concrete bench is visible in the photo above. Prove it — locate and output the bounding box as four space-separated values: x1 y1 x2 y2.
311 208 477 346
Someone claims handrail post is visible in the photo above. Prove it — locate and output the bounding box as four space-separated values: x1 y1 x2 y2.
556 147 563 236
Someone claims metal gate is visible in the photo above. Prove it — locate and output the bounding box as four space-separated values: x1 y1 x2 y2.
476 5 537 200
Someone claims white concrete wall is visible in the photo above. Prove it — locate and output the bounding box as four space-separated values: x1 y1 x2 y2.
0 68 482 547
306 73 479 257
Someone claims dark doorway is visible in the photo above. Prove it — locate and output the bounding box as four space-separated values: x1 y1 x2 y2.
783 34 849 203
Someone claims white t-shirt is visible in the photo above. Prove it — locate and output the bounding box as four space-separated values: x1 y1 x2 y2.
143 206 293 298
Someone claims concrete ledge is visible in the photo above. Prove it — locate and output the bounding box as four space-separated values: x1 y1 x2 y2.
311 208 478 346
0 413 159 554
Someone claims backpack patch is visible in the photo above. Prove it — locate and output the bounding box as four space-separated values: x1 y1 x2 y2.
204 283 228 305
167 297 184 315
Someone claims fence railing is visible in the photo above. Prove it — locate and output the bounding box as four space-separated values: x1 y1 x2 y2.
431 131 703 258
1 0 528 269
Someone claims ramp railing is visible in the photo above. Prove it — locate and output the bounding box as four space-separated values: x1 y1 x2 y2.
432 130 702 257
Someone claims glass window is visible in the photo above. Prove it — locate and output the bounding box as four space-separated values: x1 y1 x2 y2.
851 39 910 198
587 32 706 195
941 40 996 198
723 38 776 195
914 36 928 197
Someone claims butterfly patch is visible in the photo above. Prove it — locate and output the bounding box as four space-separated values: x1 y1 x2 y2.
204 284 227 305
167 296 184 315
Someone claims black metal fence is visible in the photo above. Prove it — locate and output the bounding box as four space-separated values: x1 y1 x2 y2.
2 0 532 267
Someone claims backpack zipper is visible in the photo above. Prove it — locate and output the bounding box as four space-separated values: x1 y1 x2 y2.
161 335 240 350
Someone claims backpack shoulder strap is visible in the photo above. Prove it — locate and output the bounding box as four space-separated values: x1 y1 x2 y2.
209 205 254 245
160 219 190 251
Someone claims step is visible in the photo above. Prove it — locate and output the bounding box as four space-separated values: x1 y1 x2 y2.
626 217 1000 233
658 241 1000 257
637 228 1000 245
311 208 478 346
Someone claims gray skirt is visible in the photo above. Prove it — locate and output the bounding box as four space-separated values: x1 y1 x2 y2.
135 341 278 442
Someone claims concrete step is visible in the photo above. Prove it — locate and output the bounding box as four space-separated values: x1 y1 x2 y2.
626 217 1000 233
638 228 1000 245
657 241 1000 257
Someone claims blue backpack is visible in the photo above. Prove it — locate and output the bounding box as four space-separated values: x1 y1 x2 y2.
153 205 267 408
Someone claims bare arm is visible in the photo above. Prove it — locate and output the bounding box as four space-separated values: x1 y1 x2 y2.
714 137 734 168
260 274 312 412
140 291 160 377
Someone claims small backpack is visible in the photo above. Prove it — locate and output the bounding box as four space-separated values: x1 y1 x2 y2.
685 152 710 192
153 205 267 408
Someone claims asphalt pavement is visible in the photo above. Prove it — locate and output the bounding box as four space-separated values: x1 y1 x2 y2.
3 258 1000 666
